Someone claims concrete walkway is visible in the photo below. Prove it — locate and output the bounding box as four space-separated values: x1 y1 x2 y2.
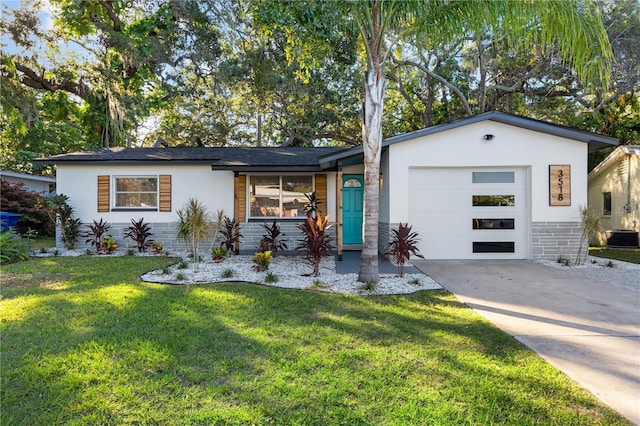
412 260 640 425
335 250 422 275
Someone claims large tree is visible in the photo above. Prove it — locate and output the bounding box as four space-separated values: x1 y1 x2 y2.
1 0 223 149
260 0 612 283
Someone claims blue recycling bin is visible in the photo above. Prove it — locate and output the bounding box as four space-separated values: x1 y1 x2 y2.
0 212 21 232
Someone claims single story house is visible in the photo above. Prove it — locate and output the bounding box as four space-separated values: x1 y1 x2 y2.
588 145 639 247
0 170 55 196
36 111 617 260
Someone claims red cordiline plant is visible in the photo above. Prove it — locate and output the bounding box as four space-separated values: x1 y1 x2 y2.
123 218 153 252
84 218 112 253
259 221 288 256
296 214 334 277
220 216 242 254
385 223 425 277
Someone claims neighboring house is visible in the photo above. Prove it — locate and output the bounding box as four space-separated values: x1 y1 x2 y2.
0 170 56 196
588 145 640 246
36 111 616 260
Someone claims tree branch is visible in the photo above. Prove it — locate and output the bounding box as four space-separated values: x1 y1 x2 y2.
392 56 473 116
97 0 122 32
14 62 91 101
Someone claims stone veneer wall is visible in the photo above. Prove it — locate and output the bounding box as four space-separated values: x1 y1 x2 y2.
239 220 337 255
530 221 584 261
59 222 194 252
60 220 338 255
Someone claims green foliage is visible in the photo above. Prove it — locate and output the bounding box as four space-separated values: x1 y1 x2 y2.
176 198 212 266
296 214 334 277
211 246 228 261
259 221 288 256
220 216 242 255
43 194 80 249
264 271 279 283
150 240 165 254
385 223 425 277
123 218 153 252
359 281 377 292
99 235 118 254
574 206 603 265
221 268 235 279
83 219 112 253
252 250 272 272
0 229 30 264
0 180 53 236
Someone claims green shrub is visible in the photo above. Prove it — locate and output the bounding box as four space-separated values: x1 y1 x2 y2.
252 250 272 271
211 246 228 261
0 229 30 264
221 268 235 278
265 272 279 283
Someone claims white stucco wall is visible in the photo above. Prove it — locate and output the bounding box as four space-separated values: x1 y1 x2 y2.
385 121 588 224
56 164 234 223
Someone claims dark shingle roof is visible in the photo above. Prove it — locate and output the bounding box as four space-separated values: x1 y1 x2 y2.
36 146 347 171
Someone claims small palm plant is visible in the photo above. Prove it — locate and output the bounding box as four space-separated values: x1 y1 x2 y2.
385 223 425 277
123 218 153 252
177 198 212 269
296 214 334 276
259 221 288 256
574 205 603 265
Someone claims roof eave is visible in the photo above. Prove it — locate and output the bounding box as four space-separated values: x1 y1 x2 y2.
211 165 329 172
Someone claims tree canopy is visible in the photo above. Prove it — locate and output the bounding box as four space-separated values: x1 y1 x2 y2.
1 0 637 179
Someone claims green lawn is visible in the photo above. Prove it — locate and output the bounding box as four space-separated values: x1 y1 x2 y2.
1 257 630 425
589 247 640 264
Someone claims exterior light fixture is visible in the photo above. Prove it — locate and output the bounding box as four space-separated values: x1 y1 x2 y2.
483 134 495 141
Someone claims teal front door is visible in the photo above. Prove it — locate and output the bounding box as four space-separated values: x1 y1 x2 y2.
342 175 364 245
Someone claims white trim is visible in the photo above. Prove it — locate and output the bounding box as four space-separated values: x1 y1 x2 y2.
112 175 159 210
246 173 315 219
0 170 55 183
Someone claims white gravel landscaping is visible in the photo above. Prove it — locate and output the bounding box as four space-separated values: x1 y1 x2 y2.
140 254 443 295
535 255 640 293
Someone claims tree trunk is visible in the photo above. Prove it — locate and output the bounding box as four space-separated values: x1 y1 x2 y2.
358 64 384 284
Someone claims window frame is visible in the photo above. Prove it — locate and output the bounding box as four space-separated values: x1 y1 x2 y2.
112 175 159 211
603 192 612 216
248 174 315 219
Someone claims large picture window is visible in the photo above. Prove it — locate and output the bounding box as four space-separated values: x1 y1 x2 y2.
114 176 158 209
250 175 312 218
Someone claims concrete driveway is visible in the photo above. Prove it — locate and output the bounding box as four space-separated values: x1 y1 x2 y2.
412 260 640 425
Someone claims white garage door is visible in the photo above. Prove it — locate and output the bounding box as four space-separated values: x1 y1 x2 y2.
408 167 528 259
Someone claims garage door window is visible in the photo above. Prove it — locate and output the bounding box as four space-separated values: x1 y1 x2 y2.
473 242 515 253
472 218 515 229
472 195 515 206
472 171 515 183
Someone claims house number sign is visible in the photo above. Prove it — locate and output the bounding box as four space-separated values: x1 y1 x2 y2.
549 165 571 206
